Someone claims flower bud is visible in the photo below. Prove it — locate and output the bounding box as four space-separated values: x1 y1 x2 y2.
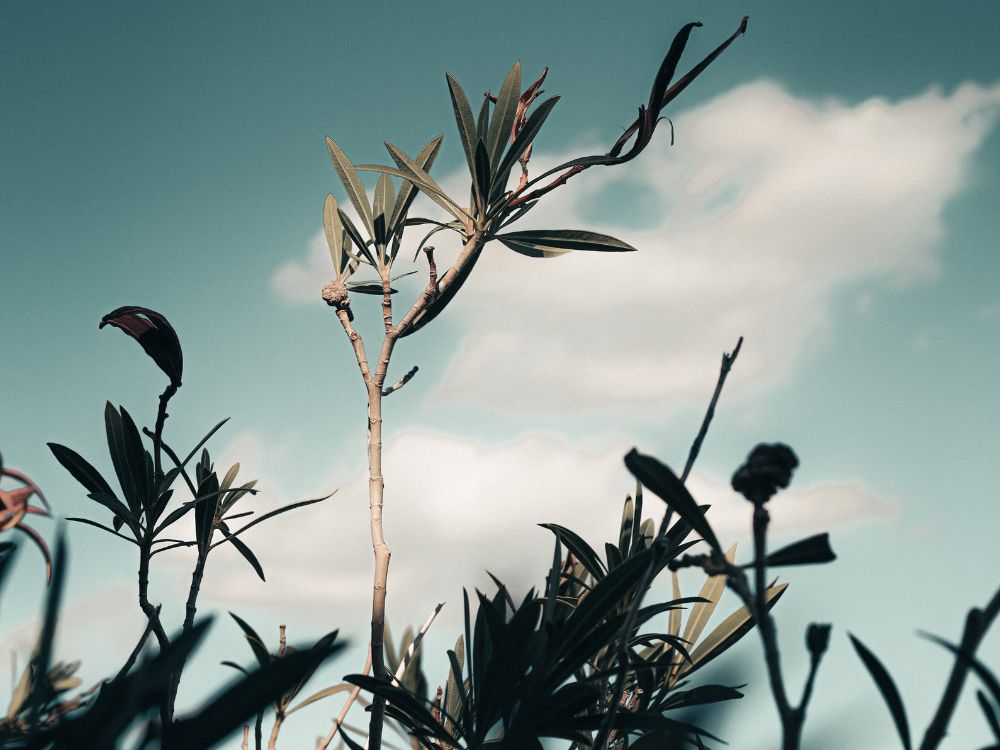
731 443 799 503
806 622 831 658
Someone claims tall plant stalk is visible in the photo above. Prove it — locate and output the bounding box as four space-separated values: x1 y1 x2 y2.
321 20 747 747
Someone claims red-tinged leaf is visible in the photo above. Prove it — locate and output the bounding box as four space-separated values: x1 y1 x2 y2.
99 306 183 388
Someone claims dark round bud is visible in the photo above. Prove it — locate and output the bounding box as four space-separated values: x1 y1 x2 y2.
321 280 350 307
731 443 799 503
806 622 831 658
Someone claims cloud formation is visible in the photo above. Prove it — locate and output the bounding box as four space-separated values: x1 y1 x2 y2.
198 429 896 631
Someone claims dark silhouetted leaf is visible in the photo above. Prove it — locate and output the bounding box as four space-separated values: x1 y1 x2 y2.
849 633 911 750
230 612 270 669
220 527 265 582
166 634 342 749
763 533 836 567
99 306 183 387
490 95 559 205
625 449 722 555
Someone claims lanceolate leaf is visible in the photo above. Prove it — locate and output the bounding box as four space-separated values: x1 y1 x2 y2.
625 449 723 555
679 583 788 678
488 61 522 174
220 527 265 582
496 229 637 258
373 172 395 252
48 443 116 500
540 523 607 581
388 135 443 236
99 306 183 388
323 193 350 278
682 544 737 651
383 141 471 223
399 245 484 338
490 95 560 206
230 612 270 669
849 633 912 750
338 209 379 268
325 137 375 241
446 73 480 191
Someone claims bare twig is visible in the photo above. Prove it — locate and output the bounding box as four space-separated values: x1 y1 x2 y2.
594 339 743 749
381 367 419 398
318 646 373 750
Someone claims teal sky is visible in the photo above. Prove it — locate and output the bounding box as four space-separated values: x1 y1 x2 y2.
2 2 1000 748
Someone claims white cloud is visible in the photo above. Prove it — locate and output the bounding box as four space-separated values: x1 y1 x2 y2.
416 80 997 416
274 80 1000 418
198 429 896 631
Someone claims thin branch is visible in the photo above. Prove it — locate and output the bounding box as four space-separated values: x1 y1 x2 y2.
318 646 373 750
382 367 419 398
594 339 743 749
681 336 742 483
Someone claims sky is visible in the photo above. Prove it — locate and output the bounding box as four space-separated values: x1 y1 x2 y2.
2 1 1000 748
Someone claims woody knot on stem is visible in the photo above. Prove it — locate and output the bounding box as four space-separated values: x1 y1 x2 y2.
321 280 353 320
731 443 799 505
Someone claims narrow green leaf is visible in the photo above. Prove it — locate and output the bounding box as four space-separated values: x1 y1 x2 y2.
387 135 443 236
849 633 912 750
496 229 637 257
476 90 490 144
325 137 374 241
338 209 379 268
383 142 471 223
323 193 346 276
487 61 522 176
445 73 479 190
490 95 560 205
373 172 395 254
474 139 490 212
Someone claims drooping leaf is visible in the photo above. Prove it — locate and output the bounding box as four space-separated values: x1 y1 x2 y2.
99 306 184 388
496 229 637 257
540 523 607 581
849 633 912 750
220 527 265 582
763 533 836 567
625 449 723 555
326 137 375 241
